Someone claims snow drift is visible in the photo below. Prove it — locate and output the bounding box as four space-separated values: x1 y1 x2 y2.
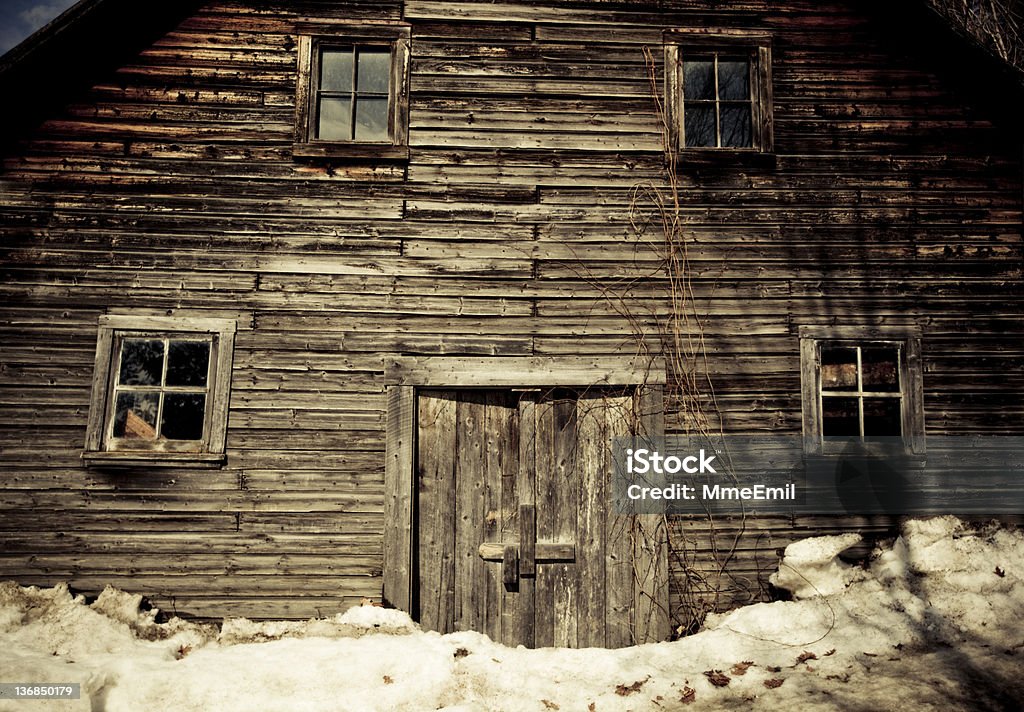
1 516 1021 711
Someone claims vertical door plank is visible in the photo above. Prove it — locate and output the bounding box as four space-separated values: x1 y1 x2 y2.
633 385 670 644
605 389 635 648
483 391 515 643
575 390 608 648
416 390 457 632
384 385 415 612
508 392 537 648
533 394 556 647
549 393 580 648
455 391 488 634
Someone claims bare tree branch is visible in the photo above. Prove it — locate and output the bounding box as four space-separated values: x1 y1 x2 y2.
927 0 1024 69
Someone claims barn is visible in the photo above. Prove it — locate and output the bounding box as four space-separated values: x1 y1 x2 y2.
0 0 1021 649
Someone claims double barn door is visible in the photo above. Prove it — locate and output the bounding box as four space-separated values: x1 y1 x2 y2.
415 388 639 649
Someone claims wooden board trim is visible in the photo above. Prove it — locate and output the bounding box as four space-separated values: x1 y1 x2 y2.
478 542 575 562
382 384 415 610
384 356 667 386
631 385 671 644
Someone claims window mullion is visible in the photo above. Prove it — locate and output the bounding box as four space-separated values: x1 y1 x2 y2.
817 341 824 446
155 338 170 440
350 46 359 140
856 347 865 439
713 54 722 148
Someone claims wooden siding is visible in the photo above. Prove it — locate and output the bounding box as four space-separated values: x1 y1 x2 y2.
1 0 1021 625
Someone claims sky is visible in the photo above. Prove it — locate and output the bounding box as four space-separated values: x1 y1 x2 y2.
0 0 77 56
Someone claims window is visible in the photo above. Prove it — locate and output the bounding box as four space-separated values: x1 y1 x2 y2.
681 55 753 148
664 32 773 157
83 316 236 467
294 24 410 160
800 327 924 455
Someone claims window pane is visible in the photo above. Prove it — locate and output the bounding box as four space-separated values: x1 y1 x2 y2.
113 392 159 439
166 341 211 388
162 393 207 441
821 347 858 391
683 103 716 148
356 48 390 94
318 97 352 140
822 397 860 437
717 60 750 101
862 347 900 392
118 339 164 386
355 97 389 141
683 60 715 100
720 105 752 148
320 48 353 92
863 398 902 437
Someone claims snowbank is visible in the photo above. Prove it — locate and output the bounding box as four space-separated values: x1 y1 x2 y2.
1 516 1021 711
768 532 866 598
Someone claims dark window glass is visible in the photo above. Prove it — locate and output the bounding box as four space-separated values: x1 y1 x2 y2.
355 97 389 141
162 394 207 440
320 48 353 92
862 347 900 392
357 48 390 93
110 334 214 445
683 60 715 100
684 104 716 147
822 397 860 437
863 398 902 437
113 392 160 439
118 339 164 386
717 60 750 101
821 347 858 391
681 55 752 149
720 105 752 148
318 97 352 140
166 341 211 388
818 342 906 443
315 44 390 142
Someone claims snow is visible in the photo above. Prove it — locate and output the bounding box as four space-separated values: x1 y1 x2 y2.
1 516 1022 711
768 532 866 597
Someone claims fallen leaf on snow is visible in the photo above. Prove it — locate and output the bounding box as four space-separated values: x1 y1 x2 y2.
764 678 785 689
680 686 697 703
615 676 650 696
730 661 754 675
703 670 730 687
541 700 559 710
796 651 818 664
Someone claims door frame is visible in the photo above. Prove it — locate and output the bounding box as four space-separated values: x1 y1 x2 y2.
382 355 669 645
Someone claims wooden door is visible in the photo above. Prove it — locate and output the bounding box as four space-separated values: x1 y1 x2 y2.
415 388 636 648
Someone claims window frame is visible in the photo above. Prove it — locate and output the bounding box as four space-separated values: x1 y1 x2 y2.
799 326 925 456
83 315 237 468
293 23 411 161
664 31 774 160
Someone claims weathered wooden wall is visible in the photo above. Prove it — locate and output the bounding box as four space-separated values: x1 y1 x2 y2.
1 0 1021 624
